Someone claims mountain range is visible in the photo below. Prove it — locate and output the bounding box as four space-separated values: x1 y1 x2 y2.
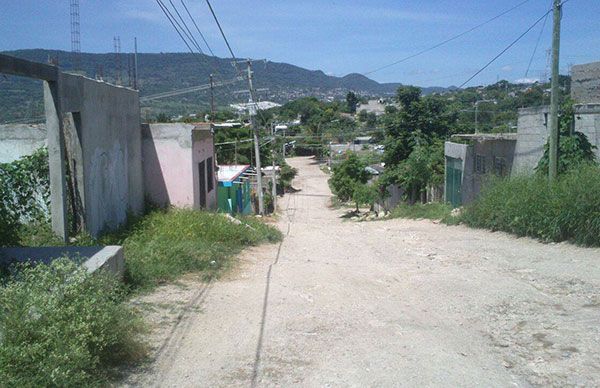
0 49 450 121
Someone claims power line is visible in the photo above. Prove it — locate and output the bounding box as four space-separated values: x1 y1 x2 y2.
204 0 239 73
459 8 553 88
166 0 204 54
180 0 216 57
363 0 533 76
525 1 552 77
155 0 198 58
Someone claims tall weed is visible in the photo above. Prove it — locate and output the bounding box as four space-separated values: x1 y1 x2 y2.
462 164 600 246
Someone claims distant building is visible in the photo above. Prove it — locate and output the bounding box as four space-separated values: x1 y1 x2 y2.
356 99 388 116
230 101 281 114
444 133 517 207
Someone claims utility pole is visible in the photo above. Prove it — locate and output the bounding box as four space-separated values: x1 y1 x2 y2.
246 59 264 215
549 0 562 182
133 37 138 90
271 150 277 212
209 74 215 122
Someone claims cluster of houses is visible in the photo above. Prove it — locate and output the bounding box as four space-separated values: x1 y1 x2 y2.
443 61 600 207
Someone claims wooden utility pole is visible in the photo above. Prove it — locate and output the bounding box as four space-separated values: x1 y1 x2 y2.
549 0 562 182
246 59 265 215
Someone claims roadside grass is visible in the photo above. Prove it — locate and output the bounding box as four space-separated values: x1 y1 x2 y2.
103 209 282 290
461 164 600 246
1 208 281 386
0 259 147 387
11 208 282 290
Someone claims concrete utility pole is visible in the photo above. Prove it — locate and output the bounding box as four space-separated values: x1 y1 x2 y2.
246 59 265 215
209 73 215 122
133 37 138 90
549 0 562 182
271 150 277 212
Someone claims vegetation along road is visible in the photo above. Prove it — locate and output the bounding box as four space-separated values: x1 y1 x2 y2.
124 157 600 387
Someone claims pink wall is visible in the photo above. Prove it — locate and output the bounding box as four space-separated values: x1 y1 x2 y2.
192 129 217 209
142 123 217 210
143 138 195 207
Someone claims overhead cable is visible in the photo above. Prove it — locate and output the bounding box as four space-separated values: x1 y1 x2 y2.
459 8 553 88
363 0 533 76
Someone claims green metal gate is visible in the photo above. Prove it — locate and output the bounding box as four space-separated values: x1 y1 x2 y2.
446 157 463 208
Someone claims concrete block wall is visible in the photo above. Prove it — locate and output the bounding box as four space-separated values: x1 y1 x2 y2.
572 62 600 104
513 106 549 175
574 104 600 160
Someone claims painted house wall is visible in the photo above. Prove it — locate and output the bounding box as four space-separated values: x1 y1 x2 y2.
192 129 217 209
142 123 216 210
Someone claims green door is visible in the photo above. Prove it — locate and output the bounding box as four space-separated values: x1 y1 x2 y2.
446 157 463 208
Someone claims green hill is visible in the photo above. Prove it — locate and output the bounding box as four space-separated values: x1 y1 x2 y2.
1 49 422 122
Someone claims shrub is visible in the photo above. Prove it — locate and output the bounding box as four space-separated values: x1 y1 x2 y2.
104 209 282 289
329 152 368 202
461 164 600 246
0 259 146 387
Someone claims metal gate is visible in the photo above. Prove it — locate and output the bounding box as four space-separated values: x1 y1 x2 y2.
445 157 462 208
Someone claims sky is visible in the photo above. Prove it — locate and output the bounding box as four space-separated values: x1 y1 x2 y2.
2 0 600 87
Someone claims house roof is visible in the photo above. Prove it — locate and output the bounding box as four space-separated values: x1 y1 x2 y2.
218 165 251 182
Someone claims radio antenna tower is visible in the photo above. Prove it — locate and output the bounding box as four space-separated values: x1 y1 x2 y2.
70 0 81 71
114 36 122 85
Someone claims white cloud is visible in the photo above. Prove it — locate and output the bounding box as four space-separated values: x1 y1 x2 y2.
514 77 539 84
501 65 513 72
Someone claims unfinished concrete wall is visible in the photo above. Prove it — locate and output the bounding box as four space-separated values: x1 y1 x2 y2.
0 124 47 163
513 106 549 175
473 139 516 195
572 62 600 104
142 123 216 209
574 104 600 161
51 73 144 237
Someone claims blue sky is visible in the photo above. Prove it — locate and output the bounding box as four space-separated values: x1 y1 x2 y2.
2 0 599 87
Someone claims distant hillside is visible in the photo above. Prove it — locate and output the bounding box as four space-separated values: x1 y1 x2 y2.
0 49 447 121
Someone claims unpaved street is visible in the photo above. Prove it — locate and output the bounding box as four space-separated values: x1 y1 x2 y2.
125 156 600 387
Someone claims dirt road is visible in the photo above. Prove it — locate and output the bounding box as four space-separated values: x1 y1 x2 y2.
125 156 600 387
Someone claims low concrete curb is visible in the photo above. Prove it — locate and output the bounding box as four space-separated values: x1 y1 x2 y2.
0 245 125 279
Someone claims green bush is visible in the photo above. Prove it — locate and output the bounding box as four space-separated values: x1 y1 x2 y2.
106 209 282 289
0 259 146 387
461 164 600 246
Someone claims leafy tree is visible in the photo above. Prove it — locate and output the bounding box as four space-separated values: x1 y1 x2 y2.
536 131 597 175
346 92 360 114
536 99 597 175
329 153 368 203
156 113 171 123
352 182 378 212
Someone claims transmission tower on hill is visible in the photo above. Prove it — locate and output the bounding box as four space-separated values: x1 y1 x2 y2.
70 0 81 71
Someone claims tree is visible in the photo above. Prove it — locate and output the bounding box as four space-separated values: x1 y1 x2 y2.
329 153 369 203
352 182 378 212
346 92 360 114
